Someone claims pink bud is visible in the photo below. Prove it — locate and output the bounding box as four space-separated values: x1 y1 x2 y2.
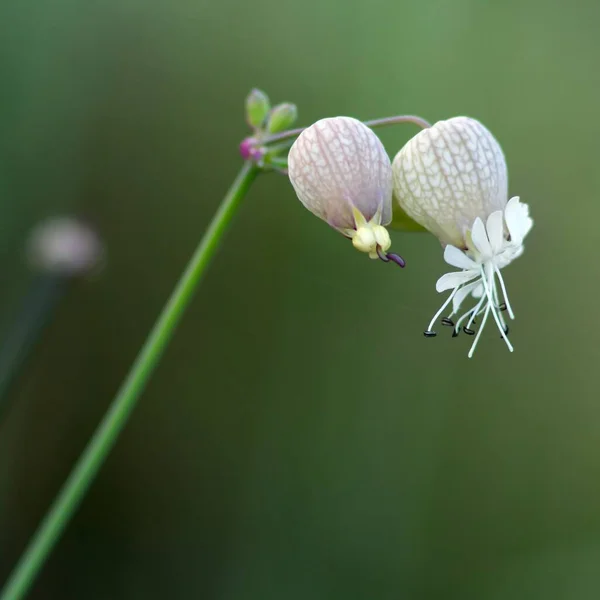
287 117 392 232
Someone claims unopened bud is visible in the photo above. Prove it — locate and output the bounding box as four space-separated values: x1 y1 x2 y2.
245 88 270 129
239 137 266 163
288 116 402 263
266 103 298 134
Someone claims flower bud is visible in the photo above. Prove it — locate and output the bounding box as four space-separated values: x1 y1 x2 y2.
288 117 402 263
392 117 507 248
245 88 270 129
239 136 266 163
266 103 298 134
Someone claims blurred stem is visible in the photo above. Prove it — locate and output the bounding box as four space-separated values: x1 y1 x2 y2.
0 161 259 600
262 114 432 145
0 275 67 423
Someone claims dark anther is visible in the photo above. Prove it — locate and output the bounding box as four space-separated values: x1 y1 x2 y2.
452 329 459 338
377 247 406 268
501 325 510 337
498 302 507 312
386 253 406 268
463 327 475 336
423 330 437 338
441 317 454 327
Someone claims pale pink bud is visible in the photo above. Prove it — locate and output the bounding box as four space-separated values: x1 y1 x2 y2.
288 117 399 262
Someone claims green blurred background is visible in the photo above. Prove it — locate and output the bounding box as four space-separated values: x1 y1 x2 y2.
1 0 599 598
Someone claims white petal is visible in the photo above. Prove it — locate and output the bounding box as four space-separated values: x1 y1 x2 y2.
470 217 492 259
436 270 479 292
486 211 505 254
452 280 481 313
471 282 484 298
504 197 533 245
496 243 524 268
512 244 525 260
444 245 479 270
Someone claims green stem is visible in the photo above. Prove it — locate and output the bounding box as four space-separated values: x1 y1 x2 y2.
262 114 431 145
0 162 259 600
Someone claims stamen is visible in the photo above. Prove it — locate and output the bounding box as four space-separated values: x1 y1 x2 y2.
466 310 478 330
376 247 406 268
463 327 475 336
494 265 515 319
454 294 486 335
445 278 485 325
426 287 459 334
386 253 406 268
480 264 513 352
441 317 454 327
423 331 437 338
468 302 492 358
491 277 508 332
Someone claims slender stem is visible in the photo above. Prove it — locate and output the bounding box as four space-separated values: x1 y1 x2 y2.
365 114 432 131
262 114 431 145
0 275 67 423
0 162 259 600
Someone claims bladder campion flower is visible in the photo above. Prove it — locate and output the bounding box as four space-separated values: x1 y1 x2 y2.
392 117 533 357
288 116 405 266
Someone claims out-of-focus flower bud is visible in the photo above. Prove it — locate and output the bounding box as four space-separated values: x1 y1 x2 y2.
239 137 267 163
27 217 104 277
245 88 271 129
266 103 298 134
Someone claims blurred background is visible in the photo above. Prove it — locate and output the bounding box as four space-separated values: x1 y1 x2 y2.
1 0 599 598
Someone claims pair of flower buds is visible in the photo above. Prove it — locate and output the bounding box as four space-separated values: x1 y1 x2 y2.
287 116 533 357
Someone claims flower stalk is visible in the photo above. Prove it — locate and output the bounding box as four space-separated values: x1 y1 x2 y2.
260 114 431 146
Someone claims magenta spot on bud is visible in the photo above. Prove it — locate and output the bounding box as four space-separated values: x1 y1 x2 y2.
239 137 256 160
250 147 266 161
239 137 267 163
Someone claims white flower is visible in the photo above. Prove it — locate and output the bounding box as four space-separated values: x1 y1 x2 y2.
427 197 533 357
288 116 404 266
391 116 533 356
